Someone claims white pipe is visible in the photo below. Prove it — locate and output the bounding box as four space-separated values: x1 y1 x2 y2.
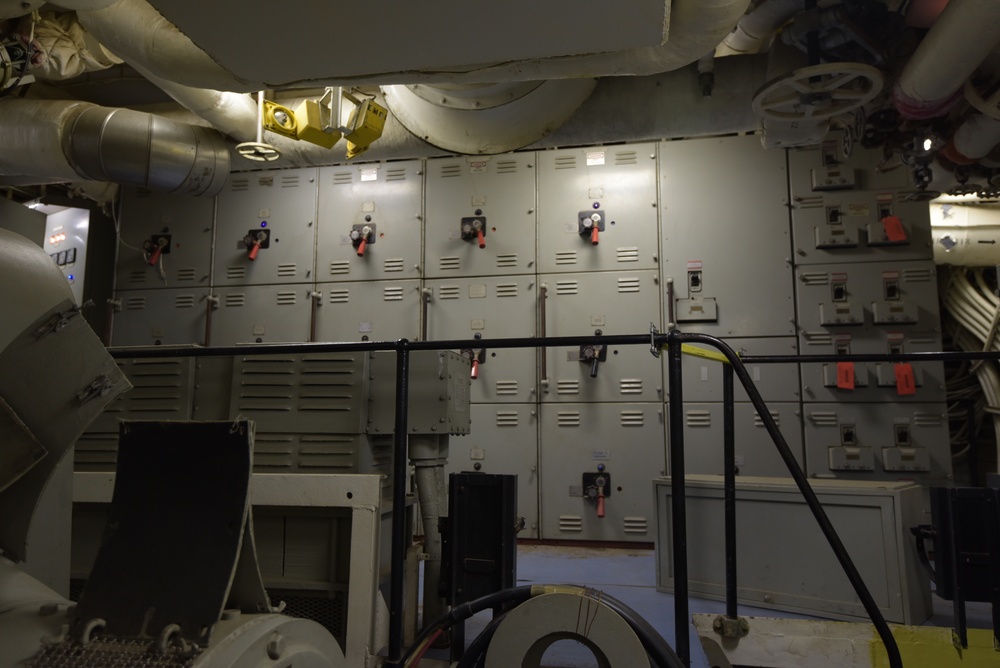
931 202 1000 266
945 114 1000 164
79 0 750 90
894 0 1000 120
716 0 803 57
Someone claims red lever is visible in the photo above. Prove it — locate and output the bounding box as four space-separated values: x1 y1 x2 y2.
357 238 368 257
590 226 599 246
596 489 605 518
471 359 479 380
148 245 163 267
477 229 486 249
247 241 261 261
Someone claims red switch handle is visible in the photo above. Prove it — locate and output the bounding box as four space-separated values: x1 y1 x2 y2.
590 226 599 246
248 241 261 261
471 359 479 380
357 238 368 258
477 229 486 249
596 489 605 518
148 245 163 267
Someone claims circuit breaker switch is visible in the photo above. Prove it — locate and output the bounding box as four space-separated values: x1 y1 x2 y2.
147 242 164 267
597 487 606 518
143 235 170 267
245 231 266 261
352 225 374 257
460 217 487 248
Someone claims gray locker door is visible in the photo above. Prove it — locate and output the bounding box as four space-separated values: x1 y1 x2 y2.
115 188 215 290
541 271 662 403
214 168 318 287
446 404 540 539
316 161 422 283
803 403 951 484
796 261 944 402
660 134 795 337
211 285 312 345
540 402 665 542
676 402 804 478
681 337 800 403
425 153 537 278
112 288 208 346
537 143 659 274
789 134 933 265
314 280 421 343
425 276 536 404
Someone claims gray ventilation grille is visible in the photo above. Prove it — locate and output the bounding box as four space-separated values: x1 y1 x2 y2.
174 294 195 309
753 411 781 427
276 291 297 306
496 160 517 174
496 283 519 298
277 263 297 277
225 293 245 307
280 174 300 188
615 150 638 166
230 177 250 192
383 286 404 301
127 270 145 285
619 379 643 395
385 168 407 181
555 281 578 296
329 261 350 275
800 272 829 286
440 164 462 178
176 267 197 282
496 410 519 426
809 411 839 426
556 410 581 426
329 289 349 304
495 381 519 396
556 380 580 395
555 251 577 266
439 257 461 271
554 156 577 170
559 515 583 532
686 410 711 427
620 410 645 426
125 296 146 310
617 247 639 262
437 286 460 299
623 517 648 534
227 266 246 280
384 258 404 272
496 254 518 268
332 171 353 185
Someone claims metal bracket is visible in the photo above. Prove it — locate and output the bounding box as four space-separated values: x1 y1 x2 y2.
650 323 661 358
712 615 749 639
32 301 91 340
76 373 117 405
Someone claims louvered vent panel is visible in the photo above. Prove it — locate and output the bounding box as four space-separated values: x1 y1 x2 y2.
277 263 297 277
437 286 460 299
903 269 933 282
383 258 405 273
276 291 297 306
554 156 577 170
280 175 300 188
252 433 294 470
559 516 583 532
383 286 404 301
328 289 349 304
623 517 648 534
753 411 781 427
495 283 519 298
496 160 517 174
798 195 824 209
230 178 250 192
615 150 638 166
809 411 840 426
617 247 639 262
618 277 641 293
227 266 246 280
555 281 578 296
800 272 829 286
385 168 407 181
495 380 519 396
557 411 581 427
329 261 350 275
556 380 580 395
125 296 146 310
74 434 119 470
496 254 518 268
913 412 943 427
620 379 643 395
439 257 461 271
496 411 519 427
802 331 833 346
440 164 462 178
127 271 146 285
620 410 645 427
176 268 197 282
555 251 577 266
332 171 353 185
686 410 712 427
174 295 195 309
225 293 246 308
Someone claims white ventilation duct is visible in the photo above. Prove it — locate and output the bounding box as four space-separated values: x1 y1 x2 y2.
0 99 229 195
716 0 803 57
942 113 1000 165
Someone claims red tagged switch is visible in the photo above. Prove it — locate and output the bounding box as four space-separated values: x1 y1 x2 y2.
836 361 855 390
882 215 907 242
894 362 916 395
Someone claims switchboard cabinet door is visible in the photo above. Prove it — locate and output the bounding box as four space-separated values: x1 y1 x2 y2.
675 402 804 478
316 161 422 283
539 402 665 542
115 188 214 289
660 134 795 337
425 154 537 278
541 271 662 403
681 336 800 403
214 169 318 286
789 134 933 265
446 404 539 538
425 276 536 403
803 402 951 484
112 288 209 346
537 143 659 274
796 261 944 402
211 285 312 345
314 280 420 343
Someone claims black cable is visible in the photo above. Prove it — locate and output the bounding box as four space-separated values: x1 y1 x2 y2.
455 611 508 668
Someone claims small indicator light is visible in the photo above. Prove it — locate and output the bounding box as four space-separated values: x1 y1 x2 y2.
261 221 268 228
592 202 600 209
67 274 74 280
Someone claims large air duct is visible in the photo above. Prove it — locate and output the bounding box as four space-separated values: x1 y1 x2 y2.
716 0 803 57
0 98 229 195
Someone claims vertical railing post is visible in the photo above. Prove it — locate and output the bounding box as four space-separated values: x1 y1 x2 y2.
388 341 411 666
722 363 738 621
666 331 690 667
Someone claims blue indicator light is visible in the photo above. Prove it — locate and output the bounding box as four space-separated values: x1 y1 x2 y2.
67 274 74 280
592 202 600 209
261 221 268 228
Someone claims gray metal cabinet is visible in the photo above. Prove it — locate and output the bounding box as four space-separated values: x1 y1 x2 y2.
111 288 209 346
313 279 421 343
210 284 312 345
680 336 800 403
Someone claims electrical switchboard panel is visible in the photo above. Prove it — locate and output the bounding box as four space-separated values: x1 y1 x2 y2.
425 154 537 278
795 261 944 403
210 285 312 345
368 351 472 435
789 135 933 265
446 404 539 538
316 161 422 283
313 279 421 343
537 143 659 274
425 276 536 403
803 402 951 483
681 337 800 403
43 207 90 306
111 288 209 346
115 188 214 289
540 271 662 403
660 135 795 337
676 402 804 478
540 402 664 542
214 168 318 286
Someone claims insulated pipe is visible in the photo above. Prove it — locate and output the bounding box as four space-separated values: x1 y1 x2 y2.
893 0 1000 120
0 99 229 195
410 435 448 630
941 113 1000 164
716 0 803 57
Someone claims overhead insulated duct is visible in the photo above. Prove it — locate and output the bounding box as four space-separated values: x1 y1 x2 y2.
0 99 229 194
716 0 802 57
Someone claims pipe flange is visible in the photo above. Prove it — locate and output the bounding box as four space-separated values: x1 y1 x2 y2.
405 82 544 111
752 62 884 122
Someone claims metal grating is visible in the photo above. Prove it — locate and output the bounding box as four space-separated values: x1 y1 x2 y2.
554 156 577 170
623 517 648 534
495 283 519 298
618 277 641 293
276 291 297 306
495 380 519 396
496 410 519 426
686 410 712 427
556 380 580 394
28 637 194 667
439 257 461 271
555 281 578 295
328 289 349 304
809 411 839 426
620 410 645 427
437 286 460 299
174 295 195 309
225 293 246 307
383 286 404 301
125 296 146 310
617 247 639 262
175 268 197 282
277 263 297 277
332 171 353 185
268 589 347 647
619 379 643 394
557 410 581 426
559 515 583 531
384 258 404 272
227 266 246 280
555 251 577 265
496 254 518 268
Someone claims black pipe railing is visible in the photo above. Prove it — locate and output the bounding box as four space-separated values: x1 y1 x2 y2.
105 335 1000 668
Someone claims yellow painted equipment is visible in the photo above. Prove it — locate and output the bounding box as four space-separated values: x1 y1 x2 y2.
294 98 341 149
261 100 298 140
344 98 388 160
